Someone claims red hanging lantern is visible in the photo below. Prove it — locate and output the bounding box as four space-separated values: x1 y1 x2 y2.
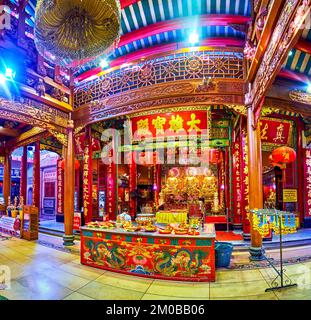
60 159 80 170
272 147 296 165
268 153 285 169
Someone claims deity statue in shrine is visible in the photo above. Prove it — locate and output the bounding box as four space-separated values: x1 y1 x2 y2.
265 189 276 208
162 170 179 196
183 168 200 198
200 169 218 200
267 189 276 202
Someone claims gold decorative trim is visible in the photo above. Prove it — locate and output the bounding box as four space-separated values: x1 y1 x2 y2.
48 130 68 147
0 97 67 132
261 106 280 117
74 125 86 135
8 130 50 149
225 105 280 117
127 106 211 119
289 90 311 105
225 104 247 115
40 144 62 156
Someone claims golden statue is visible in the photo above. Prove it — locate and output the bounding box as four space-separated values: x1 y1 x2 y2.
266 189 276 208
162 170 179 196
267 189 276 202
200 169 218 200
183 168 200 198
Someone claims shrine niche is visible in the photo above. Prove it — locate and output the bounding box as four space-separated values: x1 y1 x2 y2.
159 166 222 214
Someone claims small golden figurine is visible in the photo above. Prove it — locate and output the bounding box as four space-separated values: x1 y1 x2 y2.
200 169 218 200
183 168 200 198
162 170 179 196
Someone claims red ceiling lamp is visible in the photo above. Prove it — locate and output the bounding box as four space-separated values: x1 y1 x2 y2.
271 147 296 165
268 153 285 169
60 159 80 170
270 147 296 211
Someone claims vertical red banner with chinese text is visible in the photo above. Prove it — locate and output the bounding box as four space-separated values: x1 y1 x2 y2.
232 141 242 225
32 142 40 208
241 129 250 235
128 152 137 217
56 159 64 216
106 149 117 221
303 149 311 218
83 140 93 224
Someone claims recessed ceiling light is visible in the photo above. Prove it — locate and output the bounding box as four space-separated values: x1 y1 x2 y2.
100 59 109 69
189 32 199 45
5 67 15 79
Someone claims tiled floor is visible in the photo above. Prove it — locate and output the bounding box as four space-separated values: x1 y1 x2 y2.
39 220 65 232
1 235 311 300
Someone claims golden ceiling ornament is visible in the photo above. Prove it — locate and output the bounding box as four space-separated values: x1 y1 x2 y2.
34 0 121 65
289 90 311 105
48 129 68 147
261 106 279 116
225 104 247 115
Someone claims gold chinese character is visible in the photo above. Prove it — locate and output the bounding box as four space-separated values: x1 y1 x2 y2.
282 151 290 161
152 116 166 132
137 119 150 135
169 115 184 132
187 113 201 132
273 123 285 143
260 122 269 140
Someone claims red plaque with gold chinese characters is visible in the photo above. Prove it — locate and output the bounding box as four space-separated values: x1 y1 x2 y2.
131 111 209 140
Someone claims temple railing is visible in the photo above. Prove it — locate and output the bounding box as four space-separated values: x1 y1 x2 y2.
74 49 245 109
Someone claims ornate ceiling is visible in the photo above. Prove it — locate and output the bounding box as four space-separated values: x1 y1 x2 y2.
282 28 311 79
4 1 311 100
23 0 251 78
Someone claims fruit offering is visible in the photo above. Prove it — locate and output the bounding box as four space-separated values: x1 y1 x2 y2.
122 221 132 229
187 228 200 236
86 221 115 229
124 226 138 232
157 223 200 236
144 225 157 232
98 221 115 229
158 225 173 234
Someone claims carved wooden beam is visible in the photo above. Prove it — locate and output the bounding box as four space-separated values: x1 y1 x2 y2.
6 127 47 150
295 38 311 54
0 97 68 133
247 0 311 113
247 0 284 82
73 79 245 126
0 127 20 137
